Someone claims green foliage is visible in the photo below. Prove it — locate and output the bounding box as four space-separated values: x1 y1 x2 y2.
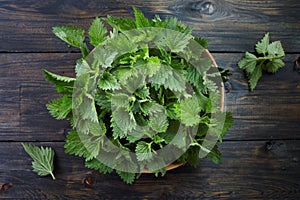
22 143 55 180
46 96 72 120
44 70 75 95
45 7 233 184
89 17 107 47
238 33 285 91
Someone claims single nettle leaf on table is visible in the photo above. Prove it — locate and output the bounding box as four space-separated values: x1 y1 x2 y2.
88 17 107 47
22 143 56 180
238 32 285 91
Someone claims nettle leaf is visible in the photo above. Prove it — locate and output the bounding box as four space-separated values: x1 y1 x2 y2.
107 33 138 54
148 104 169 133
176 96 202 126
193 37 209 49
22 143 55 180
111 119 127 139
95 89 112 111
207 145 222 164
93 48 118 69
112 107 137 134
52 26 85 48
255 32 269 55
265 59 285 73
111 93 130 108
98 72 120 90
238 52 257 74
267 41 285 57
44 70 75 95
116 170 136 184
64 130 102 161
85 158 113 174
156 29 190 53
104 15 136 31
136 141 153 161
150 65 186 92
238 33 285 91
133 6 151 28
134 86 150 99
89 17 107 47
46 95 72 120
248 66 262 91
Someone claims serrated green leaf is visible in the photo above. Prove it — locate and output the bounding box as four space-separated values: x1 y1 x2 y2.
112 107 137 134
111 93 130 108
265 59 285 73
64 130 102 161
111 119 127 139
98 72 120 90
134 86 150 99
52 26 85 48
92 48 118 69
44 70 75 95
238 52 257 74
85 159 113 174
95 89 111 111
221 112 233 138
116 170 136 184
89 17 107 47
207 145 222 164
176 96 202 126
133 6 151 28
156 29 190 53
46 96 72 120
136 141 153 161
148 104 169 133
193 37 209 49
104 15 136 31
22 143 55 180
248 66 262 91
267 41 285 57
255 32 269 55
150 65 186 92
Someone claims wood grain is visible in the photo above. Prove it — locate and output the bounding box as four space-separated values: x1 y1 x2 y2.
0 141 299 199
0 0 299 52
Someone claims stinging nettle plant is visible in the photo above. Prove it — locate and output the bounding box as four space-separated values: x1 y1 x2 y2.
45 7 232 184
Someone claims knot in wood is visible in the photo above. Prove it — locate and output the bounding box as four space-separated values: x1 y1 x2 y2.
190 1 216 15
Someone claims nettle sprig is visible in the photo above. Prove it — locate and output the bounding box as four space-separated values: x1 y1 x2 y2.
238 33 285 91
44 7 232 184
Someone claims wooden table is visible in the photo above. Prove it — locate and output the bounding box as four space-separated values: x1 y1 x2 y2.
1 0 299 199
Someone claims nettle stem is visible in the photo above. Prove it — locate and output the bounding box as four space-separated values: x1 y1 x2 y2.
256 55 284 61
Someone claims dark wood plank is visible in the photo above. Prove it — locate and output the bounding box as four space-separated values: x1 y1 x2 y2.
0 53 77 141
0 140 299 199
213 53 300 140
0 81 20 138
0 0 299 52
1 53 299 141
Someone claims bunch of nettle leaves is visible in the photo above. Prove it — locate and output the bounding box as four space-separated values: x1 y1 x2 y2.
43 7 235 184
